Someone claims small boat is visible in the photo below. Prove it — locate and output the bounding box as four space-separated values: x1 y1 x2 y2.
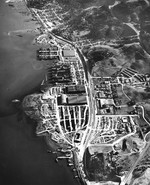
55 158 59 163
68 163 74 166
12 99 20 103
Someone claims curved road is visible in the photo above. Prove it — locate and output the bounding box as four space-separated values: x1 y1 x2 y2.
22 2 150 185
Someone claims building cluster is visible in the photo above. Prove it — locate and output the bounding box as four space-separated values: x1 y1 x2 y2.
38 43 86 88
47 63 72 85
30 40 89 145
61 47 86 85
90 115 136 145
89 76 139 146
22 92 64 141
24 85 86 145
37 46 59 60
32 3 63 31
94 78 114 115
117 68 150 88
58 105 89 138
22 3 150 185
35 34 55 45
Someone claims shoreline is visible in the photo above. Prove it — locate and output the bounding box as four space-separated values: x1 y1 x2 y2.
0 1 78 185
8 28 40 36
4 0 40 33
0 0 45 116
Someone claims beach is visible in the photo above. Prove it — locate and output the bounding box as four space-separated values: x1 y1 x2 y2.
0 1 78 185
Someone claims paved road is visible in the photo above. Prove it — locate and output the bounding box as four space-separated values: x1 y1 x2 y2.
121 141 150 185
22 3 149 185
29 0 97 153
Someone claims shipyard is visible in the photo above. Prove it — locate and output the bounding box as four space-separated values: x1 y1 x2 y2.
22 9 150 185
7 0 150 185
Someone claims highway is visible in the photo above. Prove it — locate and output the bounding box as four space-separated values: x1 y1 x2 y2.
28 2 95 150
33 6 96 184
22 3 150 185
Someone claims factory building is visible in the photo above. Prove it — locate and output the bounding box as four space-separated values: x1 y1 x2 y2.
62 49 75 57
65 85 86 94
57 94 87 105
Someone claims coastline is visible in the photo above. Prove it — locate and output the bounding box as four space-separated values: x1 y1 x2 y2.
0 0 45 116
0 1 78 185
0 114 77 185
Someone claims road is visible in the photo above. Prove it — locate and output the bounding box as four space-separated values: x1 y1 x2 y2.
27 1 95 152
121 141 150 185
22 3 150 185
29 4 97 184
138 105 150 126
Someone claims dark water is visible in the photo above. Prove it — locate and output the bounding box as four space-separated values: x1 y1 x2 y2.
0 1 77 185
0 0 45 115
0 115 77 185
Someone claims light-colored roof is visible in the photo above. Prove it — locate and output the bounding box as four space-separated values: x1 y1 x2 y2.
63 49 75 57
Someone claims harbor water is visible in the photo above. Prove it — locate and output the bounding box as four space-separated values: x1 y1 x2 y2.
0 0 78 185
